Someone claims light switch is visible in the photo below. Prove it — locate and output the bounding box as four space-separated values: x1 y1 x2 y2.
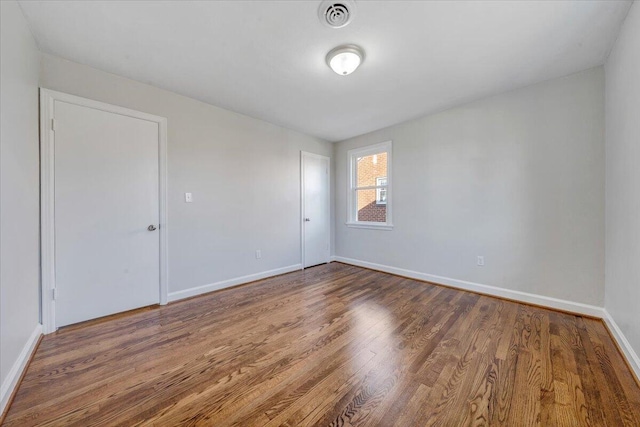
185 192 193 203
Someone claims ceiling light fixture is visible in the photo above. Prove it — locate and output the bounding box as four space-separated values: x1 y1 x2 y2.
326 44 365 76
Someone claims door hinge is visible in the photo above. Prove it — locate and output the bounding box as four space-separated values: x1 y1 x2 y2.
52 288 57 301
51 118 58 131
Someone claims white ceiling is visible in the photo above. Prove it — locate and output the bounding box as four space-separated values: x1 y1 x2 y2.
19 0 632 142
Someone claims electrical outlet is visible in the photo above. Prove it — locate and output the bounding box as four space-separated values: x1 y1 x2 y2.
477 256 485 266
185 192 193 203
256 250 261 259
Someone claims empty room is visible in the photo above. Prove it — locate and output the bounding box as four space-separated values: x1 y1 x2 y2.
1 0 639 425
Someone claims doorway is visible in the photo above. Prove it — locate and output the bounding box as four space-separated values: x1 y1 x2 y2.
40 89 168 332
301 152 330 268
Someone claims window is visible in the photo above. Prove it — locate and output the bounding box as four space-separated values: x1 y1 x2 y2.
347 141 393 229
376 177 387 205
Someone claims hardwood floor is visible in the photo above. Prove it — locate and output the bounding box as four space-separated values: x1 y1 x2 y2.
4 263 639 426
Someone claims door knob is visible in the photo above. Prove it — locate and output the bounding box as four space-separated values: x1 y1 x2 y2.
304 218 311 222
148 225 157 231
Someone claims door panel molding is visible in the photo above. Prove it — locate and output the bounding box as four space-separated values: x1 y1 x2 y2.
39 88 169 334
300 151 331 268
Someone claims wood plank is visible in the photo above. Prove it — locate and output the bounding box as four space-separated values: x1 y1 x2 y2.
3 263 639 426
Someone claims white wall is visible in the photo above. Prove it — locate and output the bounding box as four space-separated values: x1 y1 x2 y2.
40 54 333 296
605 2 640 356
335 67 605 307
0 0 42 407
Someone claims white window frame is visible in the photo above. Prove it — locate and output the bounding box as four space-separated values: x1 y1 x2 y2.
376 177 387 205
346 140 393 230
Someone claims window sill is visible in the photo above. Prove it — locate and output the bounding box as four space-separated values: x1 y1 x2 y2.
345 222 394 231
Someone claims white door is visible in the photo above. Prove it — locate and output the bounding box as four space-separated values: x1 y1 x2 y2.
302 152 330 268
54 100 161 327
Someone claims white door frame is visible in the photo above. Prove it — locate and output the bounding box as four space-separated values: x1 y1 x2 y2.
40 88 169 334
300 151 331 268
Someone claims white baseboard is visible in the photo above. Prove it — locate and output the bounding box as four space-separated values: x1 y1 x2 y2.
1 324 42 416
602 310 640 381
333 256 605 318
167 264 303 302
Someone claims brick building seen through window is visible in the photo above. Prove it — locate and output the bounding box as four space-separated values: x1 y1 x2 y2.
356 152 387 222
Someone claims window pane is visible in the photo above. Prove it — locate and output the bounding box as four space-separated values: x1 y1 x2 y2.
356 189 387 222
356 152 387 187
375 177 387 204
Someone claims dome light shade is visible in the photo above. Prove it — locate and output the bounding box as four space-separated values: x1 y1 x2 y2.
326 45 365 76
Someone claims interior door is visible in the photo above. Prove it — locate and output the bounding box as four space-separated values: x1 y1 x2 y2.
54 100 160 327
302 152 330 268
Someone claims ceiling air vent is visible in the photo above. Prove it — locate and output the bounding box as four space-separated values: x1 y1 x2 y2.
318 0 356 29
